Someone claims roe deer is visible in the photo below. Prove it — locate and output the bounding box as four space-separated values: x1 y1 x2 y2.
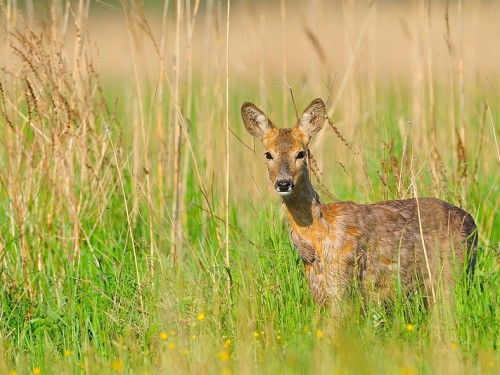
241 98 477 315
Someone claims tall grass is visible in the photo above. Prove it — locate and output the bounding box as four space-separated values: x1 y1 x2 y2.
0 1 499 374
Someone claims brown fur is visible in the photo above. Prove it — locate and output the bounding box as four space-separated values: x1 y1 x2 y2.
241 98 477 315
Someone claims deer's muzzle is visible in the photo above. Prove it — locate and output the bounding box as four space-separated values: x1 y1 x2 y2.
275 179 293 195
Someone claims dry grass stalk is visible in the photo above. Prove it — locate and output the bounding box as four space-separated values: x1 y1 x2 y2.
0 3 118 297
156 0 169 211
324 2 373 125
224 0 231 279
120 1 156 306
422 0 441 193
456 0 467 201
280 0 288 126
170 0 183 263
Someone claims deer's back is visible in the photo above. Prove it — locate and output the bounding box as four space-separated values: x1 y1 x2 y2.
359 197 477 257
355 197 477 249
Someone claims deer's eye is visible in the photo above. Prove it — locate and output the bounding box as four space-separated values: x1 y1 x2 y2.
296 150 306 159
264 152 273 160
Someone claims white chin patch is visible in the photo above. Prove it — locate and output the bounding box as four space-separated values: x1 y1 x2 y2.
277 190 292 196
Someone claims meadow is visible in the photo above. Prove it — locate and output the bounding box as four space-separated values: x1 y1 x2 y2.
0 1 499 374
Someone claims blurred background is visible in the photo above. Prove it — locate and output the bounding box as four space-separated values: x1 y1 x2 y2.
5 1 499 82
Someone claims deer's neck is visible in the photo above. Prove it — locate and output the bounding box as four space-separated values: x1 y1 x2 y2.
281 178 322 228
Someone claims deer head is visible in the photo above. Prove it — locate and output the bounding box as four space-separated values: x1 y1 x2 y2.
241 98 326 196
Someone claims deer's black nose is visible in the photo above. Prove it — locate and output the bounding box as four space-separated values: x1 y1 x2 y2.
275 179 293 194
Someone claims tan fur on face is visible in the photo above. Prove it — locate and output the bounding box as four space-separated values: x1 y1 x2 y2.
261 127 309 189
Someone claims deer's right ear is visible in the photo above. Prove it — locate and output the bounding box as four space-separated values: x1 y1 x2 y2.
241 102 275 140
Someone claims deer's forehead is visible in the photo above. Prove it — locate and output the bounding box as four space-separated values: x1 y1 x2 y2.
263 128 308 152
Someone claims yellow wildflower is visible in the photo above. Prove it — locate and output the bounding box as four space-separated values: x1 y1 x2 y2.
159 331 168 341
111 359 124 372
399 366 417 375
197 312 206 321
316 329 324 339
406 324 415 332
219 350 231 362
224 338 232 348
33 368 41 375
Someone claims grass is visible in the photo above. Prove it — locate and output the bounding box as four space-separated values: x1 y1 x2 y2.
1 1 499 374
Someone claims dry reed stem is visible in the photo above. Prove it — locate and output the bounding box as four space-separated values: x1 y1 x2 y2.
183 0 196 254
224 0 231 286
153 0 169 276
487 103 500 166
280 0 288 126
423 0 441 193
156 0 169 216
304 2 375 200
170 0 183 263
471 103 487 185
108 131 145 318
324 113 375 200
0 1 127 303
303 25 329 78
410 175 436 305
122 1 157 278
324 1 373 125
137 3 220 255
397 120 411 198
454 0 467 205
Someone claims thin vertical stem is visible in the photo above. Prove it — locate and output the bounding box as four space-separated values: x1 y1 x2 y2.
171 0 183 264
122 2 156 278
423 0 440 193
280 0 288 125
109 132 145 319
224 0 231 280
457 0 467 201
457 0 465 144
156 0 169 264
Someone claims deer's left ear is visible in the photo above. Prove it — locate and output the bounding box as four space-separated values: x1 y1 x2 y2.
297 98 326 140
